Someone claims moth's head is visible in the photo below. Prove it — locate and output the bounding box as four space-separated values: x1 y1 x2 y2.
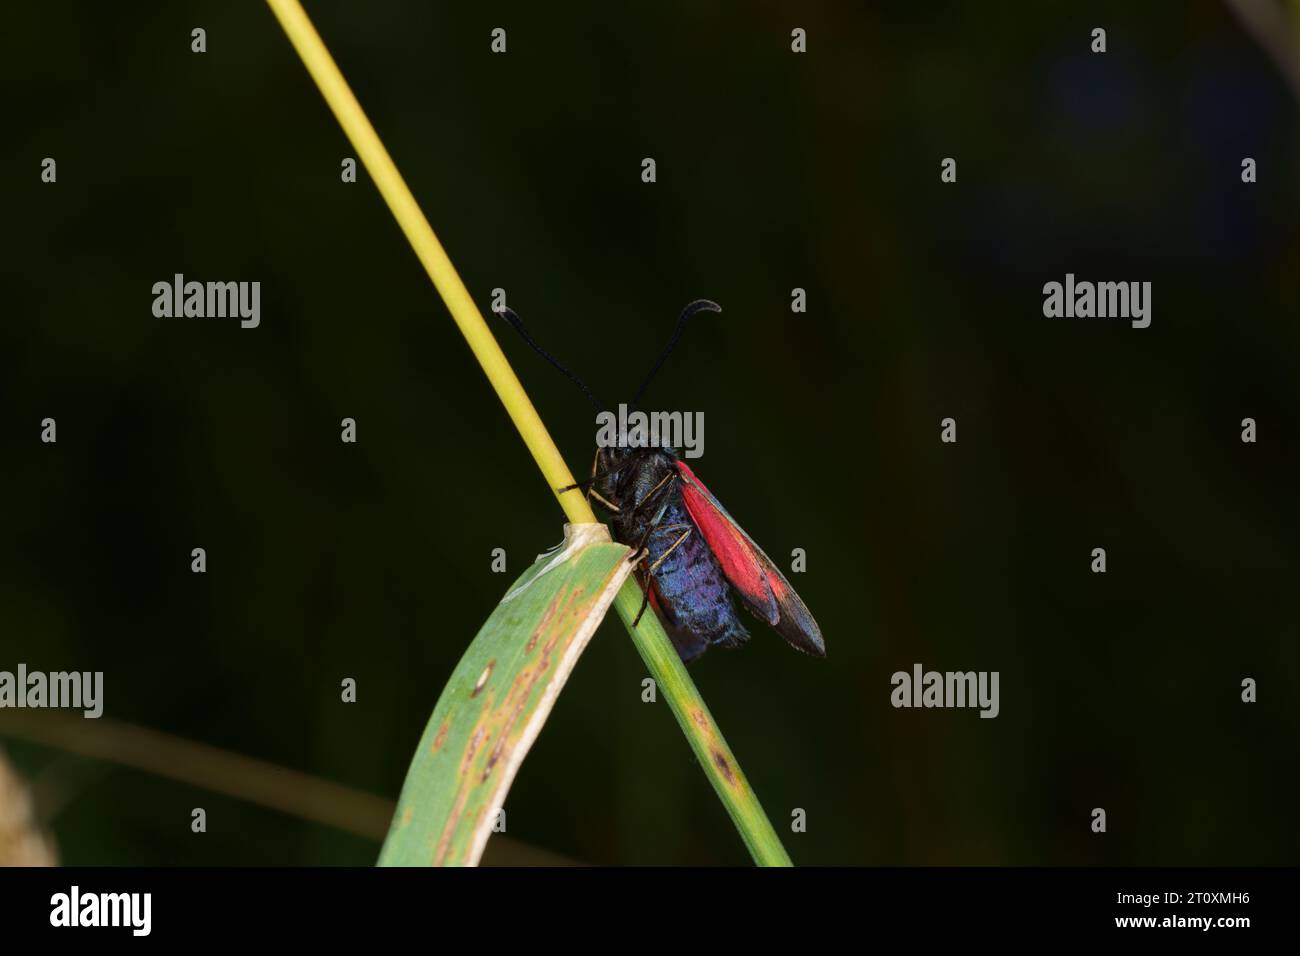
595 444 663 487
596 445 634 476
597 444 678 482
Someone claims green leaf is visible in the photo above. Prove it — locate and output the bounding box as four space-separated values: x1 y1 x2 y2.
378 524 632 866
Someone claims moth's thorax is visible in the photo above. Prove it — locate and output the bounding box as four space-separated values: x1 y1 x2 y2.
596 447 678 501
595 447 680 544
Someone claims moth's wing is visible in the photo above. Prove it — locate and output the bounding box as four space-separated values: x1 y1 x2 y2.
648 580 710 662
675 464 779 624
676 460 825 657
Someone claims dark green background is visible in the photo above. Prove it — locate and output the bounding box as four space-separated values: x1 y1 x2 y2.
3 1 1297 865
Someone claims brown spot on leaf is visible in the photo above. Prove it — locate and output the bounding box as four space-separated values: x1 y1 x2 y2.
431 720 450 753
526 591 567 652
462 726 489 775
435 580 610 863
712 750 735 785
692 709 709 730
433 785 473 866
475 586 597 784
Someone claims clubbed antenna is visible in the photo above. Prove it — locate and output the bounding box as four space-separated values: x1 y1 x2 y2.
631 299 721 406
497 307 604 411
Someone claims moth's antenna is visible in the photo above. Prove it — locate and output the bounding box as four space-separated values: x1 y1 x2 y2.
497 307 604 411
631 299 721 406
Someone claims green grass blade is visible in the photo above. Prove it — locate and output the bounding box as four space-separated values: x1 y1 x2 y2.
378 524 632 866
609 583 794 866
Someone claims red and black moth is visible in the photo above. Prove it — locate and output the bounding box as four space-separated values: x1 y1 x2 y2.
500 300 824 663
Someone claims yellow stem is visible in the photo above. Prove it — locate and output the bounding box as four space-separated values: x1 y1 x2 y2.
265 0 593 524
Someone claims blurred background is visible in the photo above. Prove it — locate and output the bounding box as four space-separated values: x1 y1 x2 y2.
2 0 1298 865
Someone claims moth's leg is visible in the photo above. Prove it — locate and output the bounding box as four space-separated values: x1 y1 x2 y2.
557 451 606 494
630 498 673 558
636 472 674 508
558 450 622 511
649 522 692 540
557 471 617 495
631 576 653 628
628 501 676 626
629 522 691 629
583 448 600 505
627 472 677 519
558 474 606 493
559 476 620 511
622 474 679 574
647 528 692 575
589 488 621 512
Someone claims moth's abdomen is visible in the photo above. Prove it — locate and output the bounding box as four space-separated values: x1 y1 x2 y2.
648 498 750 654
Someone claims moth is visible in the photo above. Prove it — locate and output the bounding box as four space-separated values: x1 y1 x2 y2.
500 300 824 662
